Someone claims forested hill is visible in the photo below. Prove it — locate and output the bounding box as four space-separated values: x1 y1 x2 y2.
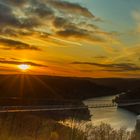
0 75 116 100
91 78 140 90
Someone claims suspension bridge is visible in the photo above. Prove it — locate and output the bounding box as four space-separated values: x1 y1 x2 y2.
0 99 140 113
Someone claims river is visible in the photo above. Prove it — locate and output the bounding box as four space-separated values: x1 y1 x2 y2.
83 95 137 130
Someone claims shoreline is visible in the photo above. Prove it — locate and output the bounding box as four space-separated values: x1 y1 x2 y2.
118 105 140 115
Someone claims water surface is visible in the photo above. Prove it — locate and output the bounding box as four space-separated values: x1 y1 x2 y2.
84 95 137 130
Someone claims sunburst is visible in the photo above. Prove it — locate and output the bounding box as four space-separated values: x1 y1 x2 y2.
18 64 30 71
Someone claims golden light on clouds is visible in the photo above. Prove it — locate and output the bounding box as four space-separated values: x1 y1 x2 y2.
0 0 140 77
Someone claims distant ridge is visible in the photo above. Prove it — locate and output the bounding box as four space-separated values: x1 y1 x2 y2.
0 74 116 100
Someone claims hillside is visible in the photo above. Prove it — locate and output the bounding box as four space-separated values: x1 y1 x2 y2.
0 75 116 101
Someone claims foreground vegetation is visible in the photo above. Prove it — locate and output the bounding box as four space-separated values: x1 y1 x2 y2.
0 113 138 140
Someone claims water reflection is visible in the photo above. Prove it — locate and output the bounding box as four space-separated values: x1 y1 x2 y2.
84 96 137 130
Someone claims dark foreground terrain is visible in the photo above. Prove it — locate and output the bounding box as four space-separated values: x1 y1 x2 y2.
0 112 137 140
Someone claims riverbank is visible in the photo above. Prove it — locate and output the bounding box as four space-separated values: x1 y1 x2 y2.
118 105 140 115
115 88 140 115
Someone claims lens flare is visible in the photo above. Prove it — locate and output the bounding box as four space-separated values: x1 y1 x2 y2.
18 64 30 71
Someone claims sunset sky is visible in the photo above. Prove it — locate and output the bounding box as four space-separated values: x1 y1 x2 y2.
0 0 140 78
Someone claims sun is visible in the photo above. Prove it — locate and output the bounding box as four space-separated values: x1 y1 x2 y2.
18 64 30 71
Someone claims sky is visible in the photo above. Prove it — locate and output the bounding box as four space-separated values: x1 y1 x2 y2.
0 0 140 78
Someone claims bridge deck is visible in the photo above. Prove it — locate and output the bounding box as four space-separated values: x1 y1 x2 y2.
0 100 139 113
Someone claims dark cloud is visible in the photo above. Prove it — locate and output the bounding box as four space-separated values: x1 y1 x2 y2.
0 28 18 36
0 28 36 37
47 0 95 18
0 37 41 51
0 0 109 43
1 0 95 18
1 0 27 6
53 17 98 31
57 28 104 42
19 18 41 29
27 3 54 18
53 17 71 29
71 61 140 72
0 3 20 27
0 2 40 30
93 56 108 59
53 17 104 42
78 22 99 30
0 60 47 67
57 29 86 37
10 57 20 61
